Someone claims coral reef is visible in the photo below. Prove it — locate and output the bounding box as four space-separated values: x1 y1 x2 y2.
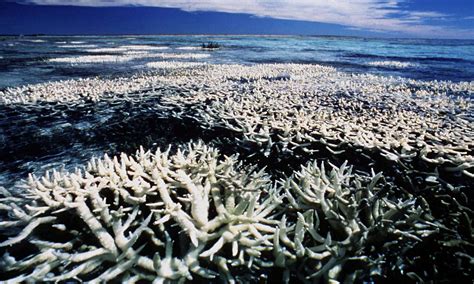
48 53 210 64
0 63 472 282
49 55 137 64
0 141 442 282
146 61 207 69
151 53 210 60
158 64 473 182
0 142 281 282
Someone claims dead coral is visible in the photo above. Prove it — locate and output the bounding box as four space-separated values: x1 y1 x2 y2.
0 141 282 283
0 141 441 283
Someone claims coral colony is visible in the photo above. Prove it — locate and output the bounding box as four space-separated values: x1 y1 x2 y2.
0 63 473 282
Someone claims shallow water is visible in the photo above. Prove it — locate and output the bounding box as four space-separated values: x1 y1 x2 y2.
0 35 473 89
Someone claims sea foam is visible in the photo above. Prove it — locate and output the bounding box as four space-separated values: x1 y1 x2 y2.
86 46 169 53
368 61 416 68
119 45 169 50
177 46 202 50
59 44 98 48
26 39 46 43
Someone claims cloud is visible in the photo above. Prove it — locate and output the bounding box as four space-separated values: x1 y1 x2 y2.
14 0 474 38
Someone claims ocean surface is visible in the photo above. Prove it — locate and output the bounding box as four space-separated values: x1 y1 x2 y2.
1 35 474 88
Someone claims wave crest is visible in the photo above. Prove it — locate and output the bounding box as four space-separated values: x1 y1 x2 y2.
367 61 417 68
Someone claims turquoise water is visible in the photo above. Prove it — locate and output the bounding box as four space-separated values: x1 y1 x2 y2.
1 35 473 88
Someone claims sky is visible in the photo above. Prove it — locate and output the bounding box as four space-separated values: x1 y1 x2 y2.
1 0 473 39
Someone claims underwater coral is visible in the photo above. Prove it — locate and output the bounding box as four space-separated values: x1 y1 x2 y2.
0 63 472 282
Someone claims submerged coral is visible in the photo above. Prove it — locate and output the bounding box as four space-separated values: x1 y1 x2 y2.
49 55 137 64
48 53 210 65
0 142 281 282
0 63 472 282
0 141 450 282
146 61 207 69
157 64 473 181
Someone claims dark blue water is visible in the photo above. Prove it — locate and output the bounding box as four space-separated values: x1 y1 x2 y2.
1 35 473 88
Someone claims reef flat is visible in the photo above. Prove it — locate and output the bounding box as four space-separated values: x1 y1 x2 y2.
0 63 473 282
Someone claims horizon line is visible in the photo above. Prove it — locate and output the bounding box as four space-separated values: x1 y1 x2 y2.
1 33 472 41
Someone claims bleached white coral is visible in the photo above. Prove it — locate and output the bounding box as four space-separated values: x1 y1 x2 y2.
48 52 209 64
0 141 441 282
146 61 206 69
276 160 439 281
49 55 137 64
157 64 473 179
0 63 471 282
0 141 283 282
1 63 472 179
151 53 211 59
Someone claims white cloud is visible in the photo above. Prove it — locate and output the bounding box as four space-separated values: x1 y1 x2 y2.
17 0 474 38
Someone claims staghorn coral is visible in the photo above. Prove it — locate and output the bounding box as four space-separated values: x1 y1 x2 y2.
155 64 473 182
0 141 283 282
1 63 472 282
276 160 442 282
0 141 443 282
0 62 213 104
